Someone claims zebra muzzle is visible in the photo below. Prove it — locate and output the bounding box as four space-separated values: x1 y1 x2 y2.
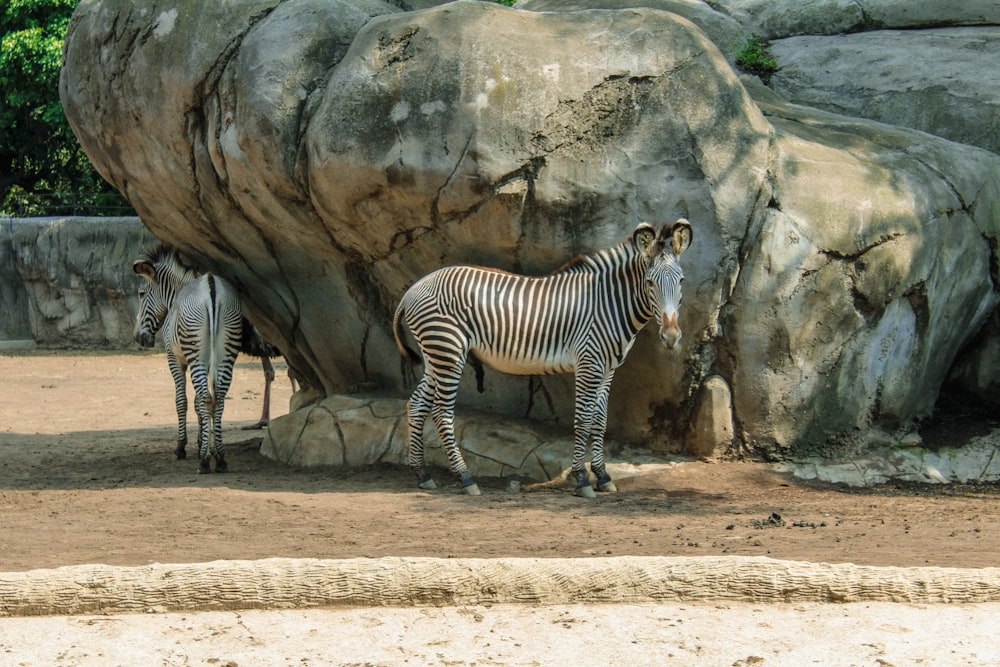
135 331 156 348
660 311 681 349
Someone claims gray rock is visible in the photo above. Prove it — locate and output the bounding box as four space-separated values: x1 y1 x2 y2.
863 0 1000 30
59 0 1000 472
715 0 1000 38
717 0 866 39
260 392 576 482
685 375 735 459
777 429 1000 486
946 311 1000 404
768 27 1000 154
62 0 771 456
734 80 1000 455
521 0 751 62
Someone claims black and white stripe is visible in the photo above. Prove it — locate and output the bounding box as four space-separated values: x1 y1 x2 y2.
133 245 243 473
393 220 693 496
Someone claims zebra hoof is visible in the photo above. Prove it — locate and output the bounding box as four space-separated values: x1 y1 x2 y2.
595 471 617 493
575 484 597 499
175 448 187 460
418 478 438 491
463 483 482 496
215 460 229 473
198 460 212 474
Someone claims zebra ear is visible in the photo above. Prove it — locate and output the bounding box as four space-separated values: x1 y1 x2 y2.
132 259 156 280
670 219 693 256
633 223 658 256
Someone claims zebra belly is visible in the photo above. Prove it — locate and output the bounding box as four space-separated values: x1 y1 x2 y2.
471 347 573 376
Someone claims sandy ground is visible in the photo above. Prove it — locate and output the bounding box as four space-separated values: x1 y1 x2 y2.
3 602 999 666
2 351 1000 665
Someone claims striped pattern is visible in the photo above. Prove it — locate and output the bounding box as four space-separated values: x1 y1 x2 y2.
393 220 693 496
133 246 243 473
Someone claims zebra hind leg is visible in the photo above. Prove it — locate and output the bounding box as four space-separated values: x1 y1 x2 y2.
193 390 213 474
432 405 482 496
211 368 235 474
407 378 437 490
212 404 228 474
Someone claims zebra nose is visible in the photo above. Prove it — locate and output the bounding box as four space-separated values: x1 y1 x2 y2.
661 311 681 349
136 331 155 348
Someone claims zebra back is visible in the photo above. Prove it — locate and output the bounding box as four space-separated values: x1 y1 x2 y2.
168 272 243 408
394 228 665 377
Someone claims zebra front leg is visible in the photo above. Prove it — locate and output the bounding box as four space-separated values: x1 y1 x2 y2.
590 373 617 493
407 377 437 490
571 367 603 498
167 354 188 459
571 420 597 498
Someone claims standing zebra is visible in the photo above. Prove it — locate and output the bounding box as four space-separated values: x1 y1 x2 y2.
393 219 693 497
132 245 243 473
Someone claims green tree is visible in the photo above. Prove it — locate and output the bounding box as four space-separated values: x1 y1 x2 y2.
1 0 130 216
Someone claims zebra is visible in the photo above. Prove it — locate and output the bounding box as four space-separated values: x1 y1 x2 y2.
132 245 243 473
393 219 693 497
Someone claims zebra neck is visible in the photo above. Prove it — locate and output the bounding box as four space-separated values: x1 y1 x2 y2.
591 246 657 333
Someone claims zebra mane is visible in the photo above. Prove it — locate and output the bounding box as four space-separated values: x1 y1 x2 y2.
551 237 637 275
140 243 201 282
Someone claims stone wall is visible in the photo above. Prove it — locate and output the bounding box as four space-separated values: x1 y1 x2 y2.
0 217 155 349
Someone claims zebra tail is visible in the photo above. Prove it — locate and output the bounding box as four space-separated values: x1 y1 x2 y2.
206 273 221 417
469 353 486 394
392 299 422 366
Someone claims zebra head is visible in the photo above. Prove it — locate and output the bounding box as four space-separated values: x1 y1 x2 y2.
131 245 195 348
634 219 693 350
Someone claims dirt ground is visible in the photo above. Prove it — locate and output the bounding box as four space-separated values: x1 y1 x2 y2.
3 351 1000 666
2 350 999 572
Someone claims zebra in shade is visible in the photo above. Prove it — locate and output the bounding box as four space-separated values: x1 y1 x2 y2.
393 219 693 497
133 245 244 473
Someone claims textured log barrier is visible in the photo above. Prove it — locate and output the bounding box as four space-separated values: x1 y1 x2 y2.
3 556 1000 617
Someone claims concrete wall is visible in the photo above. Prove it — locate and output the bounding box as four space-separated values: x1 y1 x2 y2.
0 217 156 349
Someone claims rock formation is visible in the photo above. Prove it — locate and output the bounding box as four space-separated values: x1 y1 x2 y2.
60 0 1000 472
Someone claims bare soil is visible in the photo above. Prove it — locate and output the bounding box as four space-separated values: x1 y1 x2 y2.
2 351 999 573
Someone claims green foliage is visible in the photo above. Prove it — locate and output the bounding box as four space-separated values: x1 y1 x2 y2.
735 35 780 83
488 0 518 6
1 0 131 216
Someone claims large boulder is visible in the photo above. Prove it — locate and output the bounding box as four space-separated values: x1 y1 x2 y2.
729 82 1000 455
60 0 1000 469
